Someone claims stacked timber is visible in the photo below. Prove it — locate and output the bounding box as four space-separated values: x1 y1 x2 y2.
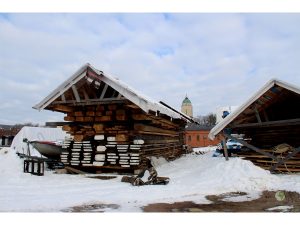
59 103 186 173
236 144 300 173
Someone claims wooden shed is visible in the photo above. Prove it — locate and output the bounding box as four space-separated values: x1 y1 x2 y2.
33 63 192 173
209 79 300 173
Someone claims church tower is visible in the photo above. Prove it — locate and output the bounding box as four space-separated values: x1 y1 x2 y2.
181 95 193 117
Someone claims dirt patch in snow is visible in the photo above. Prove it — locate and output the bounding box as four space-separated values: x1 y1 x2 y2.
62 203 120 212
143 191 300 212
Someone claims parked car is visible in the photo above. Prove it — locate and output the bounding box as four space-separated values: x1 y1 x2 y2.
213 139 243 157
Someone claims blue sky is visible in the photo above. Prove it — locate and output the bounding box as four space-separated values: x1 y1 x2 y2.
0 13 300 125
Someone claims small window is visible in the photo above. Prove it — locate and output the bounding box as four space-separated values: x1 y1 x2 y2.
188 135 191 142
197 135 200 141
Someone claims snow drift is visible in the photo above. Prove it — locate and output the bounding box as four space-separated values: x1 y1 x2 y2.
1 147 300 212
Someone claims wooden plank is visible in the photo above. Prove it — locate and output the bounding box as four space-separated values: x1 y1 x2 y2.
93 124 104 132
75 111 84 117
135 130 179 137
84 117 94 122
270 147 300 172
52 99 126 105
71 85 81 102
108 105 117 111
82 88 90 100
134 124 178 135
95 116 112 122
74 134 84 142
75 117 85 122
86 111 95 117
51 105 73 113
254 107 262 123
116 115 127 121
61 93 66 102
64 116 75 122
229 118 300 129
116 134 129 142
132 114 152 121
100 83 108 99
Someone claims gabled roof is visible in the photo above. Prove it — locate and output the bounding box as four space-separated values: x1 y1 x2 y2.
209 79 300 140
33 63 191 121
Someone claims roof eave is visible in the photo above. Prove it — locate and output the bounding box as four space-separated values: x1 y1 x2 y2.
33 63 91 111
209 78 300 140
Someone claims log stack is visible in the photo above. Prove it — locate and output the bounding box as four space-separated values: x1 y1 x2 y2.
236 144 300 173
59 103 186 173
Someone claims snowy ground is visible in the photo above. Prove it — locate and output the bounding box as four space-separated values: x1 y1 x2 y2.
1 146 300 212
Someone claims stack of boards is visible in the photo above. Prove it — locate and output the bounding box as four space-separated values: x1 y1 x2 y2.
60 135 144 169
58 103 186 172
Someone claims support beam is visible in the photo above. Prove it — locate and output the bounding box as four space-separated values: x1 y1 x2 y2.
254 107 262 123
51 105 73 113
52 98 126 105
223 133 278 161
222 138 229 161
100 83 108 100
71 85 81 102
270 147 300 173
117 93 122 99
61 93 66 102
228 118 300 129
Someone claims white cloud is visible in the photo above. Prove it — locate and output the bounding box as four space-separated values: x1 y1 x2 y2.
0 13 300 124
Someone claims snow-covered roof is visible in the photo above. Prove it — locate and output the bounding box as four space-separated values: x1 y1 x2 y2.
33 63 192 121
209 79 300 140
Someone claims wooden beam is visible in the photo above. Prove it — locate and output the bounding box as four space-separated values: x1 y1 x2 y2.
100 83 108 99
50 105 73 113
222 138 229 161
61 93 66 102
134 123 178 136
228 118 300 129
223 133 278 161
254 107 262 123
52 98 126 105
117 93 122 99
270 147 300 173
71 85 81 102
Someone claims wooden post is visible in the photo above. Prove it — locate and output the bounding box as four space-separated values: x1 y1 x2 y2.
222 138 229 161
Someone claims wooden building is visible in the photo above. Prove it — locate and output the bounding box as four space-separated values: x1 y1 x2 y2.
33 63 192 173
209 79 300 173
185 123 221 148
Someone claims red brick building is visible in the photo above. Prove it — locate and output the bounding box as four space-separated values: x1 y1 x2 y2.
0 125 20 147
184 123 221 148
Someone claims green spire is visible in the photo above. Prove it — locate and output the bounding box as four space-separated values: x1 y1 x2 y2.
182 96 191 104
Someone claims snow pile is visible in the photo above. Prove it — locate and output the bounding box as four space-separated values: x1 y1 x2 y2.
0 147 24 180
266 205 294 212
0 146 300 212
193 146 217 153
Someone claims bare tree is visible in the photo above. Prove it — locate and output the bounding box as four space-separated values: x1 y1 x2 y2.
12 122 39 129
195 113 216 126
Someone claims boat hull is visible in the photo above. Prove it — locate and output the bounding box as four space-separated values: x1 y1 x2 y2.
30 141 62 159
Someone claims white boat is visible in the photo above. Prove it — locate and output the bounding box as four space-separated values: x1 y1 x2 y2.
30 141 63 159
